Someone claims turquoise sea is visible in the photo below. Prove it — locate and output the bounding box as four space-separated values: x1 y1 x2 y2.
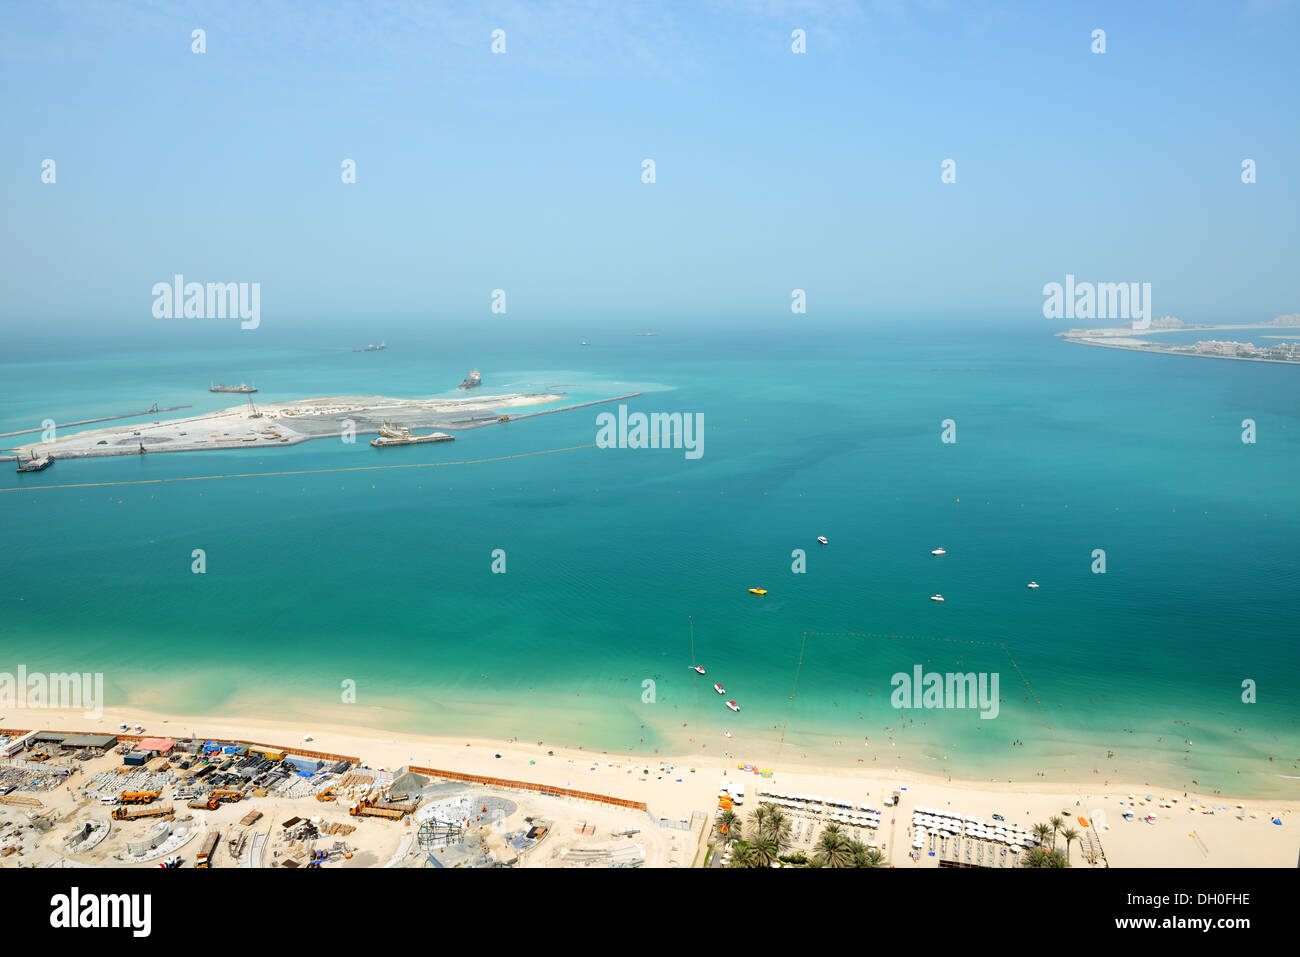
1 318 1297 797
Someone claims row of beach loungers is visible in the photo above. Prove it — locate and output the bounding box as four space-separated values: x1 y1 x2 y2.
911 805 1039 852
757 788 883 823
755 789 885 847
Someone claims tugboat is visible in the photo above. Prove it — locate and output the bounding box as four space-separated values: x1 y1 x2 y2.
458 369 482 389
15 453 52 473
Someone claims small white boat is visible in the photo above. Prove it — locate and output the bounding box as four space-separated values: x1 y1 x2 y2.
723 731 732 738
693 664 706 675
726 701 740 713
929 594 945 602
714 683 726 695
931 548 946 556
1026 581 1040 589
817 536 828 545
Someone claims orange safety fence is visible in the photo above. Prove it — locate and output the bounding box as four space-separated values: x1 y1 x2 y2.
408 766 647 812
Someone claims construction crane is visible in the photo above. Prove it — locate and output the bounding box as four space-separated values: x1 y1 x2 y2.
119 791 160 805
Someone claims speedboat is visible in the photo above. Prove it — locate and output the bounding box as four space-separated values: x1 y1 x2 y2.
1026 581 1040 589
693 664 706 675
748 587 767 596
817 536 828 545
929 594 945 602
931 547 946 556
714 683 726 695
726 701 740 712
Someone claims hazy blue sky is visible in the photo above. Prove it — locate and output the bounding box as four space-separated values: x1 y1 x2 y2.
2 0 1297 329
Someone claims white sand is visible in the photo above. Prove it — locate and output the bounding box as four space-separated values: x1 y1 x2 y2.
6 705 1295 867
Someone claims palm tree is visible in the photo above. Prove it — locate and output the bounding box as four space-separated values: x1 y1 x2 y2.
750 803 792 850
746 834 780 868
1061 826 1080 862
717 810 741 845
812 825 855 868
727 841 754 868
849 840 885 868
1048 815 1063 848
1032 821 1053 848
1021 847 1069 868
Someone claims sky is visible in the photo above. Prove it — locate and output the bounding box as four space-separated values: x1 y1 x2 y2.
1 0 1297 330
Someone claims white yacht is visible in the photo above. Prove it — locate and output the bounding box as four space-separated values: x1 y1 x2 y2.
930 594 945 602
931 547 946 556
1027 581 1040 589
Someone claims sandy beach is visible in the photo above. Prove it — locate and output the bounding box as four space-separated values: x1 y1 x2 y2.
6 705 1295 868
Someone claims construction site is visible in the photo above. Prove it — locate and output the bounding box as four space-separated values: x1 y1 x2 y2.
0 730 704 869
2 391 641 463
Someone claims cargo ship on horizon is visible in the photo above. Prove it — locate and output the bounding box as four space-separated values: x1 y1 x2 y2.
210 381 257 394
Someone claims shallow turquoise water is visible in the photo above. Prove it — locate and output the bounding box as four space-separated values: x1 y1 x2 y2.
1 318 1297 796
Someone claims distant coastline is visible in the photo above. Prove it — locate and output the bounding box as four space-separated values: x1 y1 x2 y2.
1057 317 1300 364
